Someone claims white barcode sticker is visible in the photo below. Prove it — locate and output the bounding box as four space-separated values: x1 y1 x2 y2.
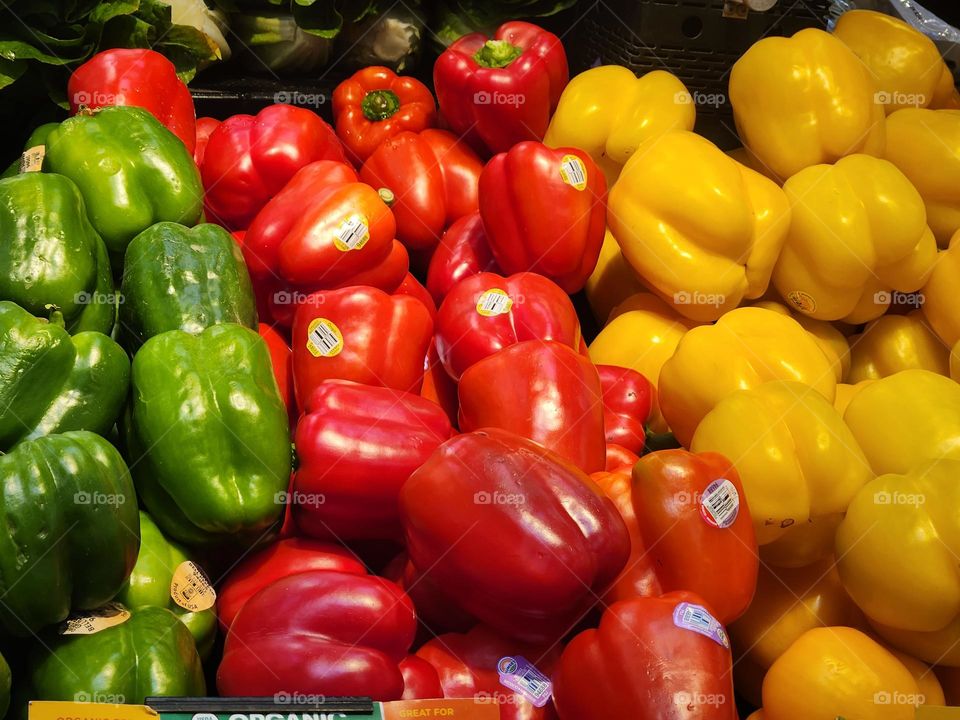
170 560 216 612
60 602 130 635
497 656 552 707
333 214 370 252
673 602 729 648
306 318 344 358
559 154 587 191
19 145 45 173
476 288 513 317
699 478 740 529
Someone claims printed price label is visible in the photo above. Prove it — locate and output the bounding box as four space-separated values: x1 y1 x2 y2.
306 318 344 358
60 602 130 635
170 561 216 612
699 478 740 529
476 288 513 317
497 656 552 707
559 154 587 191
19 145 45 173
673 602 729 648
333 214 370 252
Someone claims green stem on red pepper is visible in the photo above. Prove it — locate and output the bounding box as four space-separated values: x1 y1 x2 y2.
361 89 401 121
473 40 522 68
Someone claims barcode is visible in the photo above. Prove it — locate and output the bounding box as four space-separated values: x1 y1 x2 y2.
701 478 739 528
310 325 339 354
681 605 714 632
519 669 550 698
479 291 510 314
707 487 734 518
562 158 585 186
336 216 367 249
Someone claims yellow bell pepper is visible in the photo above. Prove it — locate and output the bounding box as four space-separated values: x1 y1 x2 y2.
659 307 837 447
772 154 938 323
753 300 851 381
761 627 922 720
952 341 960 383
608 130 791 322
923 230 960 347
583 229 644 325
888 648 946 706
843 369 960 475
833 10 955 114
836 458 960 664
847 310 950 382
691 380 871 559
834 380 875 416
729 28 886 182
588 292 698 434
543 66 695 189
884 109 960 247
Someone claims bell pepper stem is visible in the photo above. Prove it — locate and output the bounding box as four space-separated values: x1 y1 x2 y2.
473 40 523 68
377 187 396 207
361 89 401 122
44 303 65 328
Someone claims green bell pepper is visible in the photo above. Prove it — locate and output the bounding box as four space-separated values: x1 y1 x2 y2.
44 106 203 265
24 606 204 706
126 324 290 546
120 222 257 349
0 301 129 450
0 173 115 335
0 651 9 720
117 512 217 658
0 431 139 635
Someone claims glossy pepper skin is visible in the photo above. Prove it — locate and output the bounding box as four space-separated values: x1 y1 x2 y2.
0 173 115 334
201 104 347 230
773 155 937 323
752 300 851 382
843 369 960 476
691 381 872 565
26 606 205 705
435 271 581 381
117 511 217 658
217 538 366 632
597 364 652 455
258 323 296 425
609 131 791 321
126 324 291 546
360 129 482 251
120 222 257 349
659 307 837 448
44 106 203 262
293 380 453 540
459 341 606 472
415 625 561 720
633 451 758 623
434 21 567 155
479 142 606 293
885 110 960 247
0 431 138 635
194 116 220 167
923 229 960 347
332 66 436 164
400 429 629 643
544 66 695 187
584 229 645 325
218 570 416 700
68 48 196 152
425 213 498 304
0 301 129 450
729 28 885 182
553 591 737 719
292 286 434 409
847 310 950 382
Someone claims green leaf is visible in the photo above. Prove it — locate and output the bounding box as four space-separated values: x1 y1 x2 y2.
0 57 26 89
0 37 79 65
89 0 141 24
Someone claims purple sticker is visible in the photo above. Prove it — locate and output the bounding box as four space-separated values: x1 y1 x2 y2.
497 655 552 707
673 602 729 648
699 478 739 529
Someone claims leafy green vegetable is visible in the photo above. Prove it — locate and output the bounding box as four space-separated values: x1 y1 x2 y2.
430 0 577 46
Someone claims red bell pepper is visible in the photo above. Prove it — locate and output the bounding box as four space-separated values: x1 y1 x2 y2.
553 592 737 719
332 66 436 164
459 341 606 473
426 213 499 304
394 273 437 318
435 271 581 381
633 450 758 624
433 21 568 155
258 323 296 426
218 570 416 700
217 538 366 632
399 429 629 643
194 116 220 167
293 379 453 540
292 286 434 407
415 625 562 720
202 105 347 230
360 129 483 251
420 340 459 426
242 160 408 327
479 142 606 293
598 365 653 455
68 48 196 152
400 656 444 700
605 444 639 471
389 557 478 635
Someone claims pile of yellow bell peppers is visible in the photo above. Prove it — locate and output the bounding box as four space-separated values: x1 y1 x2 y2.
546 7 960 718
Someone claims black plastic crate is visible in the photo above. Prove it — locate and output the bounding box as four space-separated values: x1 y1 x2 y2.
566 0 832 148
